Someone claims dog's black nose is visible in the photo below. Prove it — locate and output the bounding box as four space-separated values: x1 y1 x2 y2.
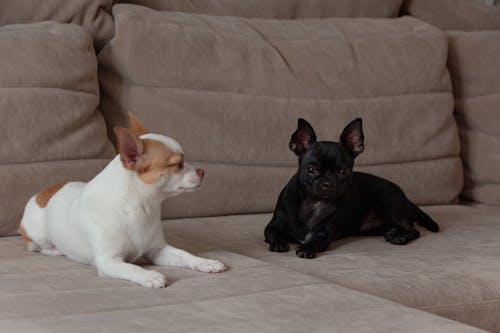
321 181 332 191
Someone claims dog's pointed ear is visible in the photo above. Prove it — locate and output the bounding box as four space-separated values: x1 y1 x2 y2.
128 112 148 137
113 126 147 171
340 118 364 157
289 118 317 155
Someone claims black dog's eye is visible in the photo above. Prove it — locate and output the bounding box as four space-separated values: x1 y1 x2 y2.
337 168 350 176
306 166 316 175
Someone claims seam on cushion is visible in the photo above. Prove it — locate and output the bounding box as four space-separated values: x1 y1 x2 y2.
0 282 330 321
187 155 460 168
0 158 111 167
454 91 500 101
465 180 500 186
0 156 459 168
458 126 500 143
0 263 272 295
124 16 132 93
123 84 451 103
257 256 500 323
420 298 500 311
0 86 97 98
116 12 431 44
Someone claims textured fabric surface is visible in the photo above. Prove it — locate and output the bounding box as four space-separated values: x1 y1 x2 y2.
403 0 500 31
448 31 500 205
99 5 462 219
0 231 487 332
0 22 114 236
0 0 114 50
163 204 500 332
118 0 404 18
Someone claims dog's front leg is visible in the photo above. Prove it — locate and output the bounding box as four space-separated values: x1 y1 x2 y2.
296 228 332 259
96 256 167 288
148 245 226 273
264 216 290 252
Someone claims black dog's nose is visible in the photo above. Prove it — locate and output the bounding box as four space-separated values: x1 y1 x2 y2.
321 181 332 191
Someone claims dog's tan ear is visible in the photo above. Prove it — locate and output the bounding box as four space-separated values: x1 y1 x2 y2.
113 126 148 171
128 112 148 137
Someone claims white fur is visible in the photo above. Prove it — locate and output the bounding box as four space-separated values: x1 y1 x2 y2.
20 134 225 288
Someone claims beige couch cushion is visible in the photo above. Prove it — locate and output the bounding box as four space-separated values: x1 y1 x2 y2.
163 205 500 333
403 0 500 31
0 236 486 332
99 5 462 219
118 0 404 18
448 31 500 205
0 22 113 236
0 0 114 50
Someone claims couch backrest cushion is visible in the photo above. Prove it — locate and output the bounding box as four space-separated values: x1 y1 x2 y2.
403 0 500 31
0 0 114 50
448 31 500 205
99 5 462 218
0 22 113 236
118 0 404 18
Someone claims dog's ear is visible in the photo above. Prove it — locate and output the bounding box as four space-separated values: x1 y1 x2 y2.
340 118 364 157
128 112 148 137
114 126 148 171
289 118 317 155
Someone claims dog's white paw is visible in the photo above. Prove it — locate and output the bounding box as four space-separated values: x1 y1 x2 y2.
40 248 64 256
139 270 167 288
193 259 226 273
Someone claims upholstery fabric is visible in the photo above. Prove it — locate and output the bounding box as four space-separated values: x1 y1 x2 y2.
163 205 500 332
403 0 500 31
0 0 114 50
98 5 462 219
0 22 114 236
0 207 491 332
117 0 404 19
448 31 500 205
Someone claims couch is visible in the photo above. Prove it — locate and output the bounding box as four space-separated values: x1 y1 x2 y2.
0 0 499 332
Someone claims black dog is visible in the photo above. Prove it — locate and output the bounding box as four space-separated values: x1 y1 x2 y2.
264 118 439 259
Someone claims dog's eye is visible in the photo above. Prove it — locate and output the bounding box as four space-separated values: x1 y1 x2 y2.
338 168 350 176
306 166 316 175
177 161 184 169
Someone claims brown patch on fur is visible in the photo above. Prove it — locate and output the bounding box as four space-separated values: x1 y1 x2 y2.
19 223 32 248
138 139 183 184
128 112 148 137
35 183 67 208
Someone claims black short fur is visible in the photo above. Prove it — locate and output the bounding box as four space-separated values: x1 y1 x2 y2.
264 118 439 259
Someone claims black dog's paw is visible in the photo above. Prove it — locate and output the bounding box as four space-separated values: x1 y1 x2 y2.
384 228 398 242
295 246 316 259
385 228 420 245
269 240 289 252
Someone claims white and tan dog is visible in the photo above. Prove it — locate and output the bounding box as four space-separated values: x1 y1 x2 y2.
19 115 225 288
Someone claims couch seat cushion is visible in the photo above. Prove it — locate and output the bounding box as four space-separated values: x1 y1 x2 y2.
0 236 485 332
162 205 500 332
